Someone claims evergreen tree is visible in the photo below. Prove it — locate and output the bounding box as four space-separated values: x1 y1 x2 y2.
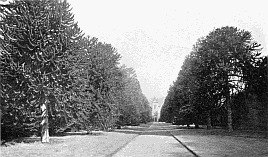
0 0 83 142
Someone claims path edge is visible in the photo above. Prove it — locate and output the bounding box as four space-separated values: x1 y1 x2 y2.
170 133 200 157
109 123 154 157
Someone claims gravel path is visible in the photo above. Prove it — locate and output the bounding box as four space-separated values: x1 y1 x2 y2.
112 123 194 157
112 135 193 157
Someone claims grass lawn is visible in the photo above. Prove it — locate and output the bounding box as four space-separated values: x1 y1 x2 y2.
1 132 136 157
173 125 268 138
171 126 268 157
1 123 152 157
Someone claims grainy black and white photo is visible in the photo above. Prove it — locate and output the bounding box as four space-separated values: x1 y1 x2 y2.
1 0 267 156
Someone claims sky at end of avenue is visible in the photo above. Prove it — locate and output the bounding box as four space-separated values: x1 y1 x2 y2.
67 0 268 101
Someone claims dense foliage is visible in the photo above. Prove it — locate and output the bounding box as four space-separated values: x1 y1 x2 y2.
160 26 267 132
0 0 152 141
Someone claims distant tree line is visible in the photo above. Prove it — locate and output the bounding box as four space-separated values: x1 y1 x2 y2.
160 26 267 132
0 0 152 142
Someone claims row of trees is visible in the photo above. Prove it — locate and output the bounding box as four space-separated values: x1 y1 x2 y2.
160 26 267 132
0 0 152 142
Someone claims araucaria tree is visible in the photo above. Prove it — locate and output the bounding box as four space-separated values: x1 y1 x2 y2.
1 0 151 143
160 26 265 132
1 0 83 142
198 26 262 131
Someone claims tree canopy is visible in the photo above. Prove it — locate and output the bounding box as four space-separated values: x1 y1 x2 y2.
160 26 267 132
0 0 152 142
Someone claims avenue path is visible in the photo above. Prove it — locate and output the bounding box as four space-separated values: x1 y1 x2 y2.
112 122 268 157
112 122 194 157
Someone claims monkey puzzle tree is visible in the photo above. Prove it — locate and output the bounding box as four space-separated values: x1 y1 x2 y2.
197 26 262 131
116 66 152 126
0 0 83 142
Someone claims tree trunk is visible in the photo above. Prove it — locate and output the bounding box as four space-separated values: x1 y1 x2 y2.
266 100 268 138
41 102 49 143
226 91 233 132
266 57 268 138
266 85 268 138
207 111 212 130
224 68 233 132
194 116 200 129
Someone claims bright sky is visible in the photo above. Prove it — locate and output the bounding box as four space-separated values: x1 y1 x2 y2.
67 0 267 100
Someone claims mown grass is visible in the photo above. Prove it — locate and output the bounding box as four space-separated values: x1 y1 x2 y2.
1 132 136 157
1 123 153 157
172 125 268 138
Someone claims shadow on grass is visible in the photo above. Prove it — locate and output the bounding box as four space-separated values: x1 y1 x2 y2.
54 130 104 137
116 123 267 139
171 127 267 138
1 123 154 146
1 137 64 147
1 131 106 147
